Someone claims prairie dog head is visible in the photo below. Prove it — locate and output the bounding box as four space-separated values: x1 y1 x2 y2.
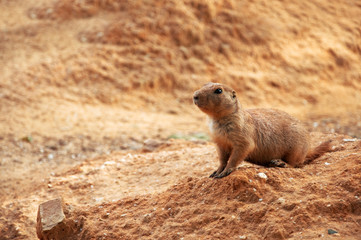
193 82 238 119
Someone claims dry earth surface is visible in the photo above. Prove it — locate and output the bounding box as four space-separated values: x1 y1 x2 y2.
1 0 361 239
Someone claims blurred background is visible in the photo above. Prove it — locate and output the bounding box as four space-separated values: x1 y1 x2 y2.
1 0 361 143
1 0 361 172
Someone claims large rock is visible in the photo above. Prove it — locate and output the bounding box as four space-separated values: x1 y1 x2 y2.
36 198 76 240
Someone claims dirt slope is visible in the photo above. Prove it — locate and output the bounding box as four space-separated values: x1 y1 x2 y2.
75 135 361 240
0 0 361 239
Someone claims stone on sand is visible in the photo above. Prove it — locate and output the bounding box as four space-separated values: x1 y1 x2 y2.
36 198 75 240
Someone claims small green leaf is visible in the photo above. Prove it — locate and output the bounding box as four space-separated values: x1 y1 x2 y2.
21 135 33 143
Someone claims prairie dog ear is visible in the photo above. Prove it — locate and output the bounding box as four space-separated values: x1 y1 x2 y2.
232 90 236 98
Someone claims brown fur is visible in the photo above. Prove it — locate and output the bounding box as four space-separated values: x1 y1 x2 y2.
193 82 331 178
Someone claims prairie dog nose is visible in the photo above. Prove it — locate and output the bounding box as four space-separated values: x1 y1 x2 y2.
193 92 199 103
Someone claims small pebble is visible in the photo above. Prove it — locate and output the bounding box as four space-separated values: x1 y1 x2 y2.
343 138 357 142
257 172 267 179
30 12 37 19
328 229 338 235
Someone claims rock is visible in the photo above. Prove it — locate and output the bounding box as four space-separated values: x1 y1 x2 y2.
142 139 163 152
263 225 287 239
328 229 338 235
343 138 357 142
257 172 268 179
36 198 75 240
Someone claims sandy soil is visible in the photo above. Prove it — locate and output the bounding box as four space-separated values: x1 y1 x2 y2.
1 0 361 239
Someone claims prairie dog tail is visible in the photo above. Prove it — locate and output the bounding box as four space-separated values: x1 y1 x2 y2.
304 140 332 164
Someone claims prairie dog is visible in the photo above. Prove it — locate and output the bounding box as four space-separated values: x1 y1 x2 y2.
193 82 331 178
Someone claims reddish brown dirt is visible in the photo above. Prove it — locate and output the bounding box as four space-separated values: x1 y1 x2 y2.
0 0 361 239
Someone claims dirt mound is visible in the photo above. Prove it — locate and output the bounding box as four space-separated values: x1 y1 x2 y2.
58 134 360 239
3 134 360 239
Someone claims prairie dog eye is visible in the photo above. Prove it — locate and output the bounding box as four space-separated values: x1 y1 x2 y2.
214 88 222 94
